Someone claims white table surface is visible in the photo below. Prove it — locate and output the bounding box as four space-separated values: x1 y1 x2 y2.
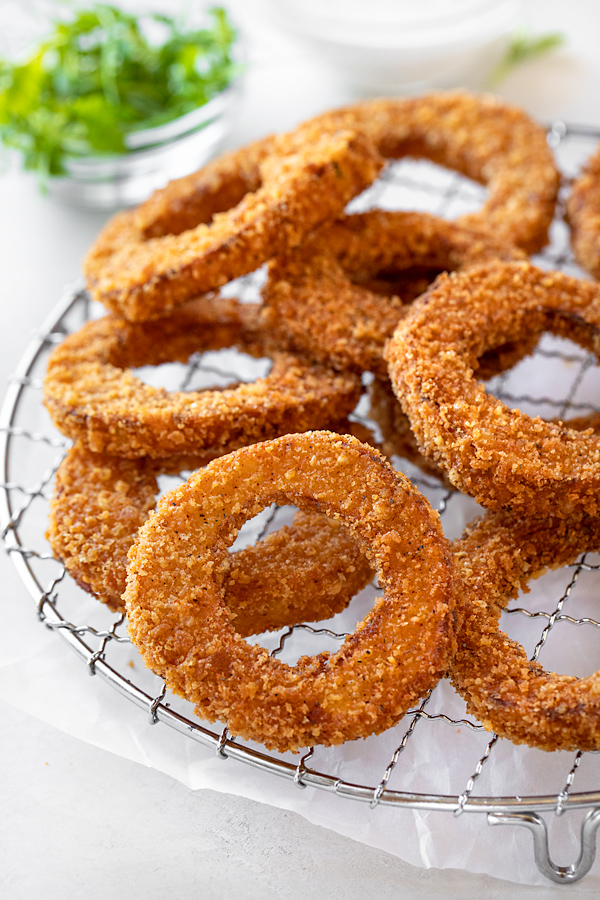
2 1 600 897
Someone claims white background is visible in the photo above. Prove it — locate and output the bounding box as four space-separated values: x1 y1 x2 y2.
2 1 600 897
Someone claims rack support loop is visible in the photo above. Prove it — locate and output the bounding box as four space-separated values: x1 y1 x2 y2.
488 808 600 884
293 748 314 789
215 727 231 759
148 684 167 725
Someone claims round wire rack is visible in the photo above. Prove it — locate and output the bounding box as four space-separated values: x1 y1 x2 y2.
3 121 600 886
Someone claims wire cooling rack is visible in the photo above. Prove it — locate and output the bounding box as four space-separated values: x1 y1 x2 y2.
3 122 600 886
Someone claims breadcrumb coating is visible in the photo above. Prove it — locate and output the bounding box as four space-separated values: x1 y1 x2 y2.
368 337 541 485
368 377 453 485
260 210 525 375
567 141 600 279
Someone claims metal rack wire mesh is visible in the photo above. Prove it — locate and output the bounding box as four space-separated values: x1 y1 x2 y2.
2 122 600 886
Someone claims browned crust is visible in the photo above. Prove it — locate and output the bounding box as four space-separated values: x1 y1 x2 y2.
451 510 600 752
368 377 453 485
260 210 525 375
385 260 600 517
307 91 559 253
567 141 600 279
42 295 361 458
47 442 373 629
125 431 456 752
84 125 383 322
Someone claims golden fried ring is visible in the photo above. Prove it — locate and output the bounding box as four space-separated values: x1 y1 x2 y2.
386 260 600 517
48 443 372 629
43 296 361 458
451 510 600 752
567 142 600 279
125 431 456 752
368 377 453 485
368 332 542 486
260 210 525 375
84 125 383 322
308 91 559 253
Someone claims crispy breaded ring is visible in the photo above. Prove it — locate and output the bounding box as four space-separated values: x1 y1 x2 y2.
567 141 600 279
451 510 600 752
386 260 600 517
43 296 361 458
368 377 453 485
260 211 525 375
84 125 383 322
47 443 372 628
125 431 456 752
308 91 558 253
368 334 541 485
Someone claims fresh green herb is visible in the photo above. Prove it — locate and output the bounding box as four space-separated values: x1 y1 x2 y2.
488 29 565 87
0 3 240 182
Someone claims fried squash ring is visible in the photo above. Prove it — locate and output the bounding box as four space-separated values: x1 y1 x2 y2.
125 431 456 752
567 141 600 279
48 443 372 629
386 260 600 517
84 125 383 322
309 91 559 253
368 336 541 486
367 377 453 485
260 210 525 375
43 296 361 458
451 510 600 752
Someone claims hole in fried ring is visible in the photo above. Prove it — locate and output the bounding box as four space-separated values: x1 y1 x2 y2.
386 260 600 518
47 442 373 628
451 509 600 752
260 210 525 375
125 431 456 752
42 296 361 458
83 125 383 322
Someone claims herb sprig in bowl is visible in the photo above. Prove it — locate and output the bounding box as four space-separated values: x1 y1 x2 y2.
0 3 240 184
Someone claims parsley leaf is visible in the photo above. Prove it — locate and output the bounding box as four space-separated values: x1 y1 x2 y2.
488 29 565 87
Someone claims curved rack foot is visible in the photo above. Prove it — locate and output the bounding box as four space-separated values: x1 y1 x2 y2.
488 809 600 884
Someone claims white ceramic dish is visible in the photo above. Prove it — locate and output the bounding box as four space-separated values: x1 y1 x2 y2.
265 0 522 94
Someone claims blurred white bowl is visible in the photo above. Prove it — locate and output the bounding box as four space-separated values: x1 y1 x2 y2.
265 0 522 94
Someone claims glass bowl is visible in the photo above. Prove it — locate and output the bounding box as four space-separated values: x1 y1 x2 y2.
49 81 243 210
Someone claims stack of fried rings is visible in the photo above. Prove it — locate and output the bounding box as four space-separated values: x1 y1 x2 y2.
259 209 526 376
48 440 373 621
43 216 532 460
83 90 558 324
45 90 600 754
